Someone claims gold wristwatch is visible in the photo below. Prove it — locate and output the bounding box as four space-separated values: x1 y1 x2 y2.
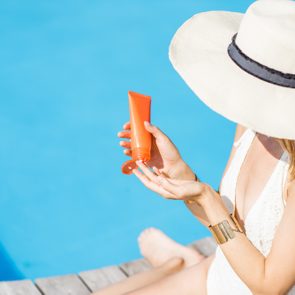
208 213 244 244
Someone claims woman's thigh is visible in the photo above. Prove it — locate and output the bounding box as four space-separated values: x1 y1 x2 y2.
126 253 216 295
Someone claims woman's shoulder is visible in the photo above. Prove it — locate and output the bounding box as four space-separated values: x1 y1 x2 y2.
234 123 248 143
232 124 251 148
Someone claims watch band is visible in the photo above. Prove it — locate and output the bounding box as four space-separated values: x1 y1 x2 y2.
208 214 244 244
230 213 244 233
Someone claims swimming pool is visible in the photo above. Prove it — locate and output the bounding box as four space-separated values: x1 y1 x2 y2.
0 0 255 280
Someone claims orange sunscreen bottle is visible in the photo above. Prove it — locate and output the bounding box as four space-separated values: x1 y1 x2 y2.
121 91 152 175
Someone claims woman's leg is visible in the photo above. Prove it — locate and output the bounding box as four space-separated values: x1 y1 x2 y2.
91 257 185 295
138 227 205 267
93 253 215 295
125 253 215 295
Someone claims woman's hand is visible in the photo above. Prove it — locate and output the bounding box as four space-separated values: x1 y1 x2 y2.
117 121 196 180
132 160 219 212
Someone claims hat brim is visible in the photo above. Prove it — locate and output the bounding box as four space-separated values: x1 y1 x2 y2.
169 10 295 140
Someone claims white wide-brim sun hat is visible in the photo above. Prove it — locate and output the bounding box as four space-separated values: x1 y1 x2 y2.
169 0 295 140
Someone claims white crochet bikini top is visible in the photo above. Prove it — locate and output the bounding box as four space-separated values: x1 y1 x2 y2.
219 127 290 257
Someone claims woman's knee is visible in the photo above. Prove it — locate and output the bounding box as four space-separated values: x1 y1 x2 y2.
156 256 185 275
126 253 215 295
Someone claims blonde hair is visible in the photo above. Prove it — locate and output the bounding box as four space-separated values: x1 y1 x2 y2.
277 138 295 181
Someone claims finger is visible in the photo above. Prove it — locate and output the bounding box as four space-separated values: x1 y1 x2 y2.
119 140 131 148
132 168 177 199
155 177 195 186
117 131 131 138
136 160 159 182
123 149 131 156
152 166 161 176
154 175 183 198
151 174 203 187
123 122 131 130
143 121 169 141
155 176 204 200
158 169 169 178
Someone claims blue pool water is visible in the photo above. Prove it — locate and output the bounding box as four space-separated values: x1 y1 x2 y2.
0 0 255 280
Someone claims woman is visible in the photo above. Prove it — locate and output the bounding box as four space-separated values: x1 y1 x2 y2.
94 0 295 294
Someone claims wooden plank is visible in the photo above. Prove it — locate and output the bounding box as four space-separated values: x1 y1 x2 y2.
0 280 41 295
119 258 152 276
188 236 217 257
35 274 90 295
79 265 127 292
0 237 216 295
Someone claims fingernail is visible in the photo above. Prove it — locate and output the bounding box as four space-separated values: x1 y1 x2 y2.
144 121 151 126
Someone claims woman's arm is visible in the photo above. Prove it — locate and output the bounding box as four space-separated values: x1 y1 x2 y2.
133 123 295 294
200 180 295 295
135 157 295 294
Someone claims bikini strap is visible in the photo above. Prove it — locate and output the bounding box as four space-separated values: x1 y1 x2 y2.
233 128 254 148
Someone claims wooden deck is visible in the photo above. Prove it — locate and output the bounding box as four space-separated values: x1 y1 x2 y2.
0 237 217 295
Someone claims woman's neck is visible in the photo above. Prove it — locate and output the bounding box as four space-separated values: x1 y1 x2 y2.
256 132 285 159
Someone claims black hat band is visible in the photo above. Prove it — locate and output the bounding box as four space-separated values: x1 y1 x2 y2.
227 33 295 89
